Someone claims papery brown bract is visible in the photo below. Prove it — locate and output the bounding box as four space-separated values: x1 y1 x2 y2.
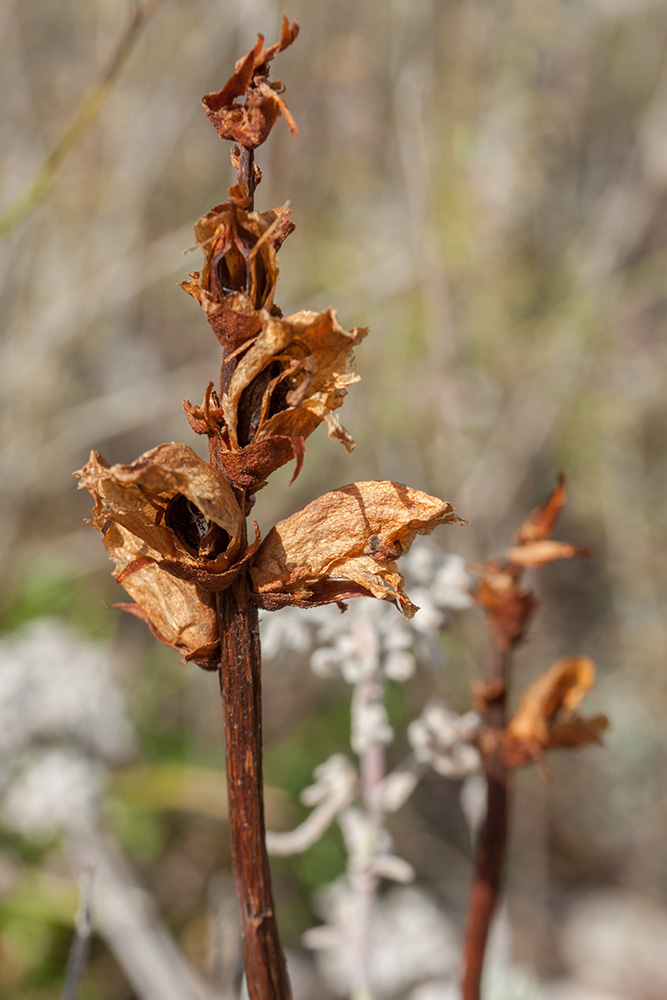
105 522 220 669
222 308 367 451
506 539 592 568
183 202 283 319
472 564 537 652
75 443 252 667
77 444 245 566
471 475 591 651
502 656 609 764
510 474 591 569
182 306 366 491
251 481 465 618
515 473 567 545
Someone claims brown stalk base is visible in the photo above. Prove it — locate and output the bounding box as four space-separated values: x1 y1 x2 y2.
461 766 510 1000
217 570 292 1000
462 649 511 1000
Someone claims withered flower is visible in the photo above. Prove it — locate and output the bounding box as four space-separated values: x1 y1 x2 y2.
78 448 462 663
202 16 299 149
77 443 254 668
463 475 606 1000
182 201 367 490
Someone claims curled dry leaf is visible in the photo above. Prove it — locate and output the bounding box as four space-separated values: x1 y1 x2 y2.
251 482 465 618
202 16 299 149
506 539 592 568
515 473 566 545
503 656 609 764
75 443 251 667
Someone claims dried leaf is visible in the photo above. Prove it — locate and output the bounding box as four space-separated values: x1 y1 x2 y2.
251 482 465 618
202 17 299 149
515 473 566 545
505 656 609 762
507 539 592 568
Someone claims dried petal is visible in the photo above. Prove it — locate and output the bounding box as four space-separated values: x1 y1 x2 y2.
251 482 464 618
505 656 609 762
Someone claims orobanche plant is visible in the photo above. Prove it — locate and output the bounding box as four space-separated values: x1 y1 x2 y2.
76 20 464 1000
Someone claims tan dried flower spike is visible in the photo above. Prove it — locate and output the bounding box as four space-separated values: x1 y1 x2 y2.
76 20 464 1000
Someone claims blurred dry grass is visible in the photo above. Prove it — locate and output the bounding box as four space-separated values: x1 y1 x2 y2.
1 0 667 996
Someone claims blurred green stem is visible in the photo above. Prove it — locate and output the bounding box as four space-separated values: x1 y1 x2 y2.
0 0 167 241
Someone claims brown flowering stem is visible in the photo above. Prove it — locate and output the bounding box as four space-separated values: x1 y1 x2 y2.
462 646 511 1000
217 563 292 1000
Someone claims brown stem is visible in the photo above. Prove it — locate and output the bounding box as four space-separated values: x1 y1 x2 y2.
238 145 257 211
216 568 292 1000
462 647 511 1000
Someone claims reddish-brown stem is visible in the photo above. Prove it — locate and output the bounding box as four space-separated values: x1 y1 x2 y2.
462 647 511 1000
216 567 292 1000
239 145 257 210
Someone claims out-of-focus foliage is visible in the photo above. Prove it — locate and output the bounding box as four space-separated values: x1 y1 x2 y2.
1 0 667 997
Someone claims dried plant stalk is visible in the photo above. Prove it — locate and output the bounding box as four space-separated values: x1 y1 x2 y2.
77 19 466 998
462 476 606 998
217 568 291 999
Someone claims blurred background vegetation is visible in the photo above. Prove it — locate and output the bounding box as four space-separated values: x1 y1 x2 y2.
1 0 666 997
